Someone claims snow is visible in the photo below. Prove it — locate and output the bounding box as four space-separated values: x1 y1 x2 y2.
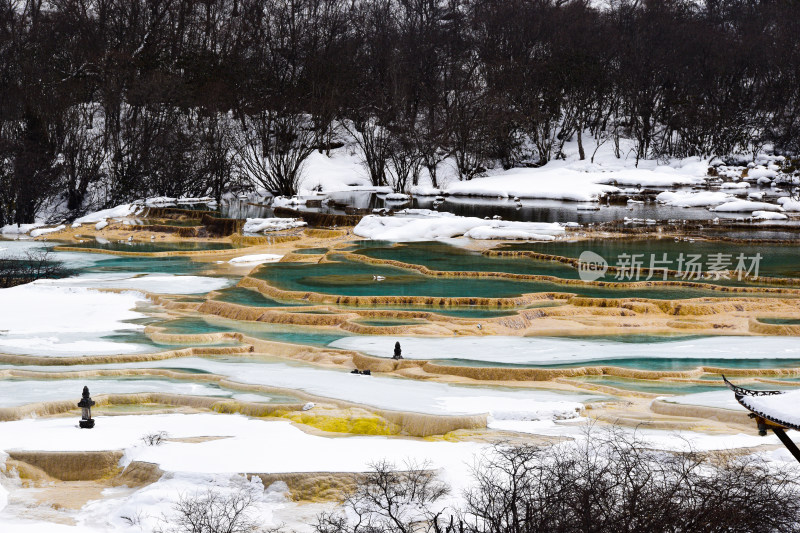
228 253 284 265
720 182 749 189
752 210 788 220
77 472 288 533
384 193 410 201
0 378 275 407
410 185 442 196
777 197 800 212
72 204 140 226
0 414 484 482
272 196 307 207
29 225 65 238
24 357 600 420
0 284 148 356
747 167 778 180
328 336 800 365
0 284 144 335
35 273 234 294
444 167 619 202
656 190 733 208
144 196 214 206
710 200 784 212
242 218 307 233
354 210 565 242
296 150 384 194
94 220 108 230
1 223 44 236
739 389 800 427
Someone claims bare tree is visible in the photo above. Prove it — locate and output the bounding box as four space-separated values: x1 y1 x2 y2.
235 111 316 197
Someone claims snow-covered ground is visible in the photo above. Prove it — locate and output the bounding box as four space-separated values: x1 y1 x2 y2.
0 414 483 532
0 283 148 356
34 273 234 294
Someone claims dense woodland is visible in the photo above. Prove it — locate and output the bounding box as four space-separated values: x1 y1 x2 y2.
1 0 799 225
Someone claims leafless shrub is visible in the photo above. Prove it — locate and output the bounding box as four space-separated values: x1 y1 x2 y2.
120 509 147 527
315 459 451 533
141 431 169 446
156 481 279 533
460 427 800 533
0 250 69 288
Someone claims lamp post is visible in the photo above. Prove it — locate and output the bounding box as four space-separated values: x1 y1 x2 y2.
78 386 95 429
393 341 403 360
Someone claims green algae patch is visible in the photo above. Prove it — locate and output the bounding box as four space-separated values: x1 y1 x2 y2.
274 408 400 435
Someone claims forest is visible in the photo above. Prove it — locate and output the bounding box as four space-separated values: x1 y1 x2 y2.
1 0 799 225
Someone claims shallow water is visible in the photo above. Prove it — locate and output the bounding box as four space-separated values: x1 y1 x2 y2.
758 318 800 325
502 238 800 281
212 287 307 307
159 317 350 347
255 255 758 300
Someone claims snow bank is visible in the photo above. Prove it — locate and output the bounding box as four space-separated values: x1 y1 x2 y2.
272 196 307 207
28 225 65 238
37 273 234 294
445 167 619 201
297 150 387 193
0 284 144 335
71 204 140 227
144 196 214 206
354 211 565 241
747 167 778 180
655 190 733 208
228 253 284 265
752 210 788 220
777 197 800 212
1 223 45 236
243 218 307 233
710 200 784 212
410 185 443 196
384 193 410 202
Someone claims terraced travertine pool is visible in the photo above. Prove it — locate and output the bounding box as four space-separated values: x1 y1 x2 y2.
253 254 761 300
3 232 800 424
501 239 800 280
353 240 797 287
64 239 241 253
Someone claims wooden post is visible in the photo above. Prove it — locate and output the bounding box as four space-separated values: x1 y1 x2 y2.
772 427 800 464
